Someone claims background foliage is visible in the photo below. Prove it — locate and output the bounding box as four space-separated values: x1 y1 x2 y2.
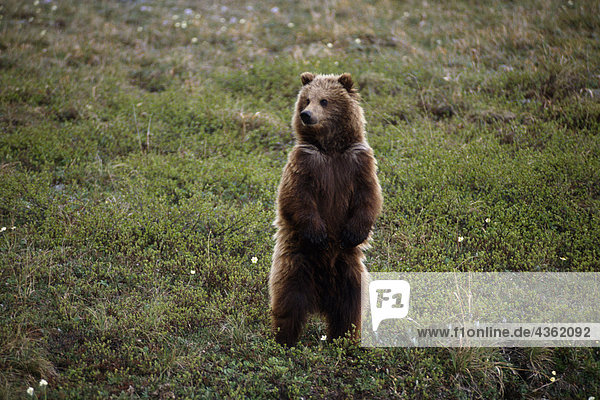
1 0 599 398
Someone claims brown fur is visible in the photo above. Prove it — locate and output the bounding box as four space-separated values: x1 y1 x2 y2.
269 72 383 346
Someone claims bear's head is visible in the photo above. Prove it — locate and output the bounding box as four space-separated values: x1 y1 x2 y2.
293 72 365 151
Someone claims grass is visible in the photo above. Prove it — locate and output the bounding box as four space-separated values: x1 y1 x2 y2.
1 0 599 398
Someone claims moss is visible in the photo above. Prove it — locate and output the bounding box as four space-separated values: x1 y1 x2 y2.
1 0 599 398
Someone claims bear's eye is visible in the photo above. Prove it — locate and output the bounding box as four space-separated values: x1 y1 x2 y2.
320 99 328 107
306 99 310 105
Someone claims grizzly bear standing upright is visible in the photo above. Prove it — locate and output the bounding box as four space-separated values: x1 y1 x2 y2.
269 72 383 346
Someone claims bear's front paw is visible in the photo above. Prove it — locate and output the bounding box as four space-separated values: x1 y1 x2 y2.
340 228 368 249
302 229 328 250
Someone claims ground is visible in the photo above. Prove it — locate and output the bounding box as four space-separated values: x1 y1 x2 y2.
1 0 599 398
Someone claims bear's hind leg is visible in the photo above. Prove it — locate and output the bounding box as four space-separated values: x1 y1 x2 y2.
324 253 364 341
325 291 361 341
271 289 310 346
270 252 315 346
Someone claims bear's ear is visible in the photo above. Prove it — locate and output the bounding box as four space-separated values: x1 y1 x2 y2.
300 72 315 86
338 73 354 92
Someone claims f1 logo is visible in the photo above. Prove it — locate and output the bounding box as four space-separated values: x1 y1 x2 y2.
369 280 410 331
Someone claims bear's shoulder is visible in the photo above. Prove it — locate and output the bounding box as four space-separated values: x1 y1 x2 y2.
345 142 372 154
289 142 373 167
290 144 328 165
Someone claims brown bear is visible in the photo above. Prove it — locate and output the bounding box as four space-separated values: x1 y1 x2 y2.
269 72 383 346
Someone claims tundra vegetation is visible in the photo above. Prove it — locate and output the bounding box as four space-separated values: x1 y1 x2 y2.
1 0 599 398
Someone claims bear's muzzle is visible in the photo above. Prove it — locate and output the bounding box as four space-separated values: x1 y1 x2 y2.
300 110 316 125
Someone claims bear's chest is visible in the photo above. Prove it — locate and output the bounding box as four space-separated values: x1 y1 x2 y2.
315 156 354 192
302 150 359 218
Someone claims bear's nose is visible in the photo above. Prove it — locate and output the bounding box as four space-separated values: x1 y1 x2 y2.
300 110 313 125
